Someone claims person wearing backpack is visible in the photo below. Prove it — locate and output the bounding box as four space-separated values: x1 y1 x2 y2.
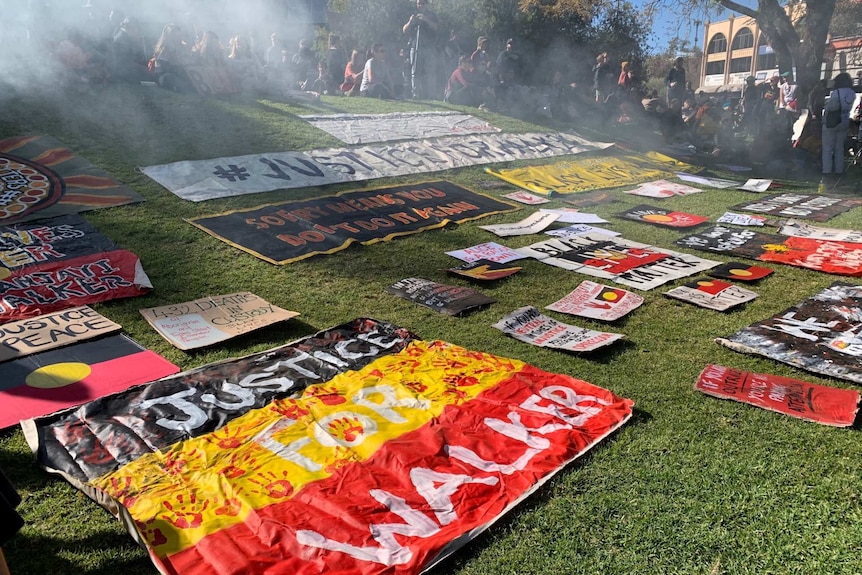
822 72 856 180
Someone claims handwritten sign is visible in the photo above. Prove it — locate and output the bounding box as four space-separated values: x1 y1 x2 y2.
0 306 120 361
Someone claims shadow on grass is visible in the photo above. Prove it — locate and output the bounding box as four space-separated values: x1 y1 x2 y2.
6 530 152 575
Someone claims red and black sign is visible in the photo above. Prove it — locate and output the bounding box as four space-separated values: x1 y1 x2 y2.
387 277 496 315
709 262 774 282
619 205 709 228
188 181 517 264
446 258 522 281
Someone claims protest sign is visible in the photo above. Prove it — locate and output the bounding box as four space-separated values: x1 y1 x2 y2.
546 224 620 239
386 278 496 316
618 205 709 228
738 179 773 192
716 283 862 384
140 293 299 350
487 151 695 195
676 225 862 276
0 306 120 361
478 211 560 237
546 281 643 321
446 242 527 263
189 181 517 264
77 340 632 575
517 232 719 290
142 132 613 202
732 193 862 222
300 111 499 144
0 214 152 322
696 364 860 427
665 278 758 311
446 259 522 281
539 209 608 224
0 334 178 428
623 179 703 198
494 306 623 351
0 135 143 224
778 220 862 243
502 191 551 205
716 212 766 226
708 262 774 282
675 172 740 188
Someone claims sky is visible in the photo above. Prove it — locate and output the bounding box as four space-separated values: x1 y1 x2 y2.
637 0 759 53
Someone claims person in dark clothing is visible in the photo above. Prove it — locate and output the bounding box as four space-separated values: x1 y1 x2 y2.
0 468 23 575
665 57 685 106
324 33 347 95
496 38 523 86
402 0 441 99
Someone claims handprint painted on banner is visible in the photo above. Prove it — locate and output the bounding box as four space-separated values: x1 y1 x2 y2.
306 385 346 406
135 517 169 547
162 493 209 529
248 470 294 500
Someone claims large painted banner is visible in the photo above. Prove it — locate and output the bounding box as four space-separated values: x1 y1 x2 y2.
24 318 415 484
0 214 152 321
485 151 696 195
141 132 613 202
517 232 720 290
731 193 862 222
188 181 517 264
0 334 178 428
716 283 862 384
0 135 143 223
300 112 500 144
676 226 862 276
696 364 860 427
76 340 632 575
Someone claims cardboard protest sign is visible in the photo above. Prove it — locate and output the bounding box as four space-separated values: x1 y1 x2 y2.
665 278 758 311
716 212 766 226
25 318 416 484
731 193 862 222
716 283 862 384
0 306 120 361
502 191 551 205
0 334 178 428
494 306 623 351
0 214 152 322
386 278 496 316
546 224 620 239
140 293 299 350
546 281 643 321
486 151 696 195
563 191 618 208
189 181 517 265
299 111 499 144
708 262 774 282
675 172 740 188
477 211 559 237
143 132 612 202
446 242 527 263
738 179 773 192
676 226 862 276
0 135 143 224
68 340 631 575
446 259 522 281
517 233 720 291
696 364 860 427
778 220 862 243
618 205 709 228
623 179 703 198
539 209 608 224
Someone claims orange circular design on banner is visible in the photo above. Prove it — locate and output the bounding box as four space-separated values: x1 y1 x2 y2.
26 362 92 389
729 269 753 277
697 281 715 287
0 153 65 222
602 291 619 301
643 214 674 223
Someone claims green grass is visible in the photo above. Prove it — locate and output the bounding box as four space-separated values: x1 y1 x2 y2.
2 83 862 575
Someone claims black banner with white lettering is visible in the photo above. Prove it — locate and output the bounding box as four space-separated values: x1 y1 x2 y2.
732 193 862 222
188 181 517 264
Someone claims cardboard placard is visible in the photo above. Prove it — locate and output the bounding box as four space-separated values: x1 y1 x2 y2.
478 211 560 237
619 205 709 228
546 281 643 321
445 242 527 263
387 278 496 316
140 292 299 350
624 179 704 198
494 306 623 352
0 306 120 361
665 278 758 311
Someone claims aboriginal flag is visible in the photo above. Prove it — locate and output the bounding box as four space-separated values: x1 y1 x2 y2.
709 262 774 282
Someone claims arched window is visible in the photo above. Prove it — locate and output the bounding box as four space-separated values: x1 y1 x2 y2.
707 33 727 54
731 27 754 50
756 35 777 71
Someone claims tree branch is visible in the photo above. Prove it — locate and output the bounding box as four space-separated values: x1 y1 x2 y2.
714 0 759 19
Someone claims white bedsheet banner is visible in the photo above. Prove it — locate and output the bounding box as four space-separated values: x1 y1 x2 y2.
140 132 614 202
299 111 500 144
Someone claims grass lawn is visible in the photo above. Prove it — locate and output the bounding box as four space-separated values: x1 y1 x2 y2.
1 83 862 575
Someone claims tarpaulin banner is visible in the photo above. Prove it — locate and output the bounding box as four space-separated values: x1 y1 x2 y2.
188 181 518 264
87 340 633 575
24 318 415 484
140 292 299 350
696 364 860 427
778 219 862 243
386 278 496 316
546 281 643 321
0 135 143 224
299 112 500 144
0 214 152 321
618 205 709 228
485 151 696 195
732 193 862 222
676 225 862 276
664 278 758 311
0 334 178 429
142 132 613 202
517 232 720 290
494 306 623 352
716 283 862 384
0 306 119 361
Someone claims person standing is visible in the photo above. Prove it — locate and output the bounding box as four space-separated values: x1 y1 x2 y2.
665 57 685 106
592 52 614 103
402 0 440 99
822 72 856 181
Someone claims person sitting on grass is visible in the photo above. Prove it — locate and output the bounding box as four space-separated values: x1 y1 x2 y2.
445 55 488 107
340 49 364 96
360 43 394 99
